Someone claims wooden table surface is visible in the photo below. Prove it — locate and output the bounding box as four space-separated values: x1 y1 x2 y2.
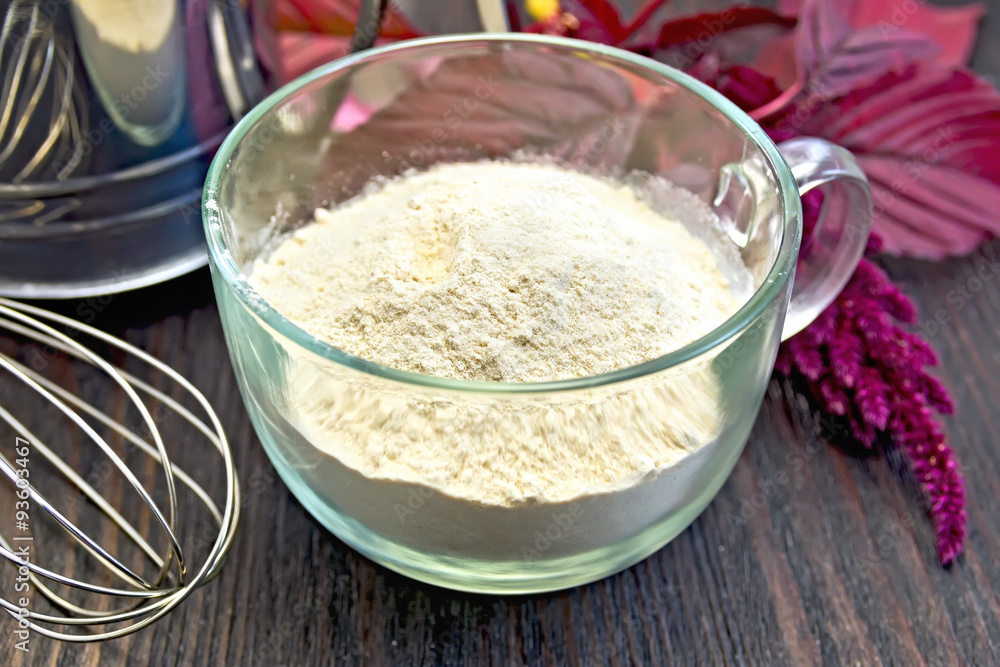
5 4 1000 666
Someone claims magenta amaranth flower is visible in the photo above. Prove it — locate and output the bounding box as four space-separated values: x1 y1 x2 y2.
700 64 967 564
775 241 966 563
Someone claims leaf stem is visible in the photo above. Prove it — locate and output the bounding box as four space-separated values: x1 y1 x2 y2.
750 78 804 121
622 0 672 42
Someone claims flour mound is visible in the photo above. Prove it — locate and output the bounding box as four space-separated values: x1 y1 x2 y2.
252 162 741 382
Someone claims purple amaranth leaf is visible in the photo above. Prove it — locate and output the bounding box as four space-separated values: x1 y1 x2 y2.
566 0 625 44
793 0 852 75
858 157 1000 259
650 8 796 54
656 0 993 254
776 0 984 69
789 64 1000 259
794 0 941 102
751 0 940 120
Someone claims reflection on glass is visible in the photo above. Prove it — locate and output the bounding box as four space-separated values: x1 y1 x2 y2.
70 0 186 146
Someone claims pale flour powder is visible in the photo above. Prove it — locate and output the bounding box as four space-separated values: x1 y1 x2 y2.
253 162 741 382
250 161 752 559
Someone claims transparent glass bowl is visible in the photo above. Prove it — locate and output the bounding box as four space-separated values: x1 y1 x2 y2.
203 35 870 593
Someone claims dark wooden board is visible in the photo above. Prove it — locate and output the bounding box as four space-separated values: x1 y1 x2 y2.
4 3 1000 665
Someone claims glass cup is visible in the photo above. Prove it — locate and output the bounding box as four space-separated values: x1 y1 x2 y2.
203 35 872 593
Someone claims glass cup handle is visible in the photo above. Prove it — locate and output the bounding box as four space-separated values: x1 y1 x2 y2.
777 137 873 340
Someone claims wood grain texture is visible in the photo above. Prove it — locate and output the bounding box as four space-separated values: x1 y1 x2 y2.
5 3 1000 666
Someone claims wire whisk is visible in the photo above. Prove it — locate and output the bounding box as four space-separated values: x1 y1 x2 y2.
0 0 88 183
0 298 239 642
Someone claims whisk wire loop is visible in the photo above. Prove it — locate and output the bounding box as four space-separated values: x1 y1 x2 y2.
0 302 185 578
0 297 240 642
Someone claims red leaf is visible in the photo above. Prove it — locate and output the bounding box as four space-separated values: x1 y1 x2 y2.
277 32 352 83
621 0 673 41
270 0 422 39
753 32 798 88
778 0 984 66
708 65 784 111
794 0 940 101
313 49 642 198
653 8 795 49
858 157 1000 259
787 64 1000 258
567 0 626 44
776 0 800 15
794 0 852 76
753 0 940 119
